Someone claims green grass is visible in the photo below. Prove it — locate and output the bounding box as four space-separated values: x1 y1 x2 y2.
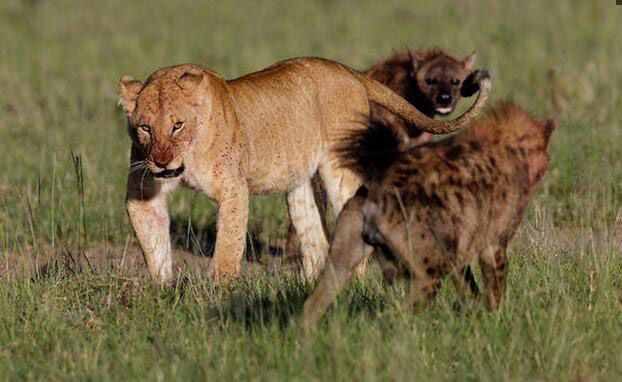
1 0 621 380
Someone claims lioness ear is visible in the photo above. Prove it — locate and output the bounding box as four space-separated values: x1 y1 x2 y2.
463 51 477 72
119 75 143 116
178 71 205 92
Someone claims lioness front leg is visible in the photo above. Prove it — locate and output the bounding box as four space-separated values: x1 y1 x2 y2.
208 180 250 283
126 168 177 284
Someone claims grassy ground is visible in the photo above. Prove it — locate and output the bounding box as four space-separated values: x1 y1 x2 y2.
1 0 621 380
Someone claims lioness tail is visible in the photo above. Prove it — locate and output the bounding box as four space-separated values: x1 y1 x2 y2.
355 69 491 136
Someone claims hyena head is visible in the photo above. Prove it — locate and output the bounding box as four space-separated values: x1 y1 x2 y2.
410 50 477 116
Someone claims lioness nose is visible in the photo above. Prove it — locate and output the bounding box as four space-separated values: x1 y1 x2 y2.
154 159 170 169
437 93 452 105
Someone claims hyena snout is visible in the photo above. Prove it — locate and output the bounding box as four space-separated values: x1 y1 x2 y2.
436 92 452 106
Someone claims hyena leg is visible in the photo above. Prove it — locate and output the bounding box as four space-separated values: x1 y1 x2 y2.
318 163 367 276
401 268 441 311
375 245 401 284
208 180 250 284
479 243 509 310
301 195 371 329
126 154 178 284
380 227 441 311
450 265 480 302
287 180 330 281
464 267 480 296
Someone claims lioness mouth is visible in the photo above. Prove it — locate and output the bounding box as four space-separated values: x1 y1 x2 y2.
153 165 185 179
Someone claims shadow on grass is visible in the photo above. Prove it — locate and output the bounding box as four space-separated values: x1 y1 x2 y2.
216 281 310 330
201 277 395 330
205 276 480 330
169 217 283 261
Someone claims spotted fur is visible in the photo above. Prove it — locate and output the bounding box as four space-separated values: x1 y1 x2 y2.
302 101 555 327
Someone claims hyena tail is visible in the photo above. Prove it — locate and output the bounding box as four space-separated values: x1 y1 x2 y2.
334 117 401 184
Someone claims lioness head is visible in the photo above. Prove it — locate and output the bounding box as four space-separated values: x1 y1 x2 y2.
411 50 477 116
119 65 210 179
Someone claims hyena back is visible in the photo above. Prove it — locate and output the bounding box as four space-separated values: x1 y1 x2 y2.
302 101 555 328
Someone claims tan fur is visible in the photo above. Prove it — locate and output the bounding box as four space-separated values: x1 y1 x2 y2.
285 49 479 265
119 58 491 284
302 102 555 328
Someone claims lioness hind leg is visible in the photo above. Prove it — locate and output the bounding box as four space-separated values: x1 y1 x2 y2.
317 163 369 276
287 180 330 281
283 173 330 268
301 195 371 329
283 223 302 268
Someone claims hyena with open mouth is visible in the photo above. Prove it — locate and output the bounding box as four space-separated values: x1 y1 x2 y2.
302 101 556 328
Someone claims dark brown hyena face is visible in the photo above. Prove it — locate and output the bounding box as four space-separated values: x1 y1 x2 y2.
415 52 476 115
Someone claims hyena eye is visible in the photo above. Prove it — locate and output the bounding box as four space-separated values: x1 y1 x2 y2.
451 79 460 85
172 121 185 134
138 125 151 134
425 78 438 85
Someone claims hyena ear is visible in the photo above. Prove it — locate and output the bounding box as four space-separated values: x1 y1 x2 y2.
118 75 143 116
460 69 482 97
463 51 477 72
408 49 418 74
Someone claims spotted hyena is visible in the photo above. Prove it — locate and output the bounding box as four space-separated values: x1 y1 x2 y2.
302 101 555 328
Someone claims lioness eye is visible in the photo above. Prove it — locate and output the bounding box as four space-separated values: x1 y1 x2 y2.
425 78 437 85
451 79 460 85
138 125 151 134
172 121 185 133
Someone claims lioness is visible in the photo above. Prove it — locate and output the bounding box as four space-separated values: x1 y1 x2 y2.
302 102 555 328
118 58 491 283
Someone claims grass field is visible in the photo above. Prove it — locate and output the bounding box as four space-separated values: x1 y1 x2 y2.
1 0 621 380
